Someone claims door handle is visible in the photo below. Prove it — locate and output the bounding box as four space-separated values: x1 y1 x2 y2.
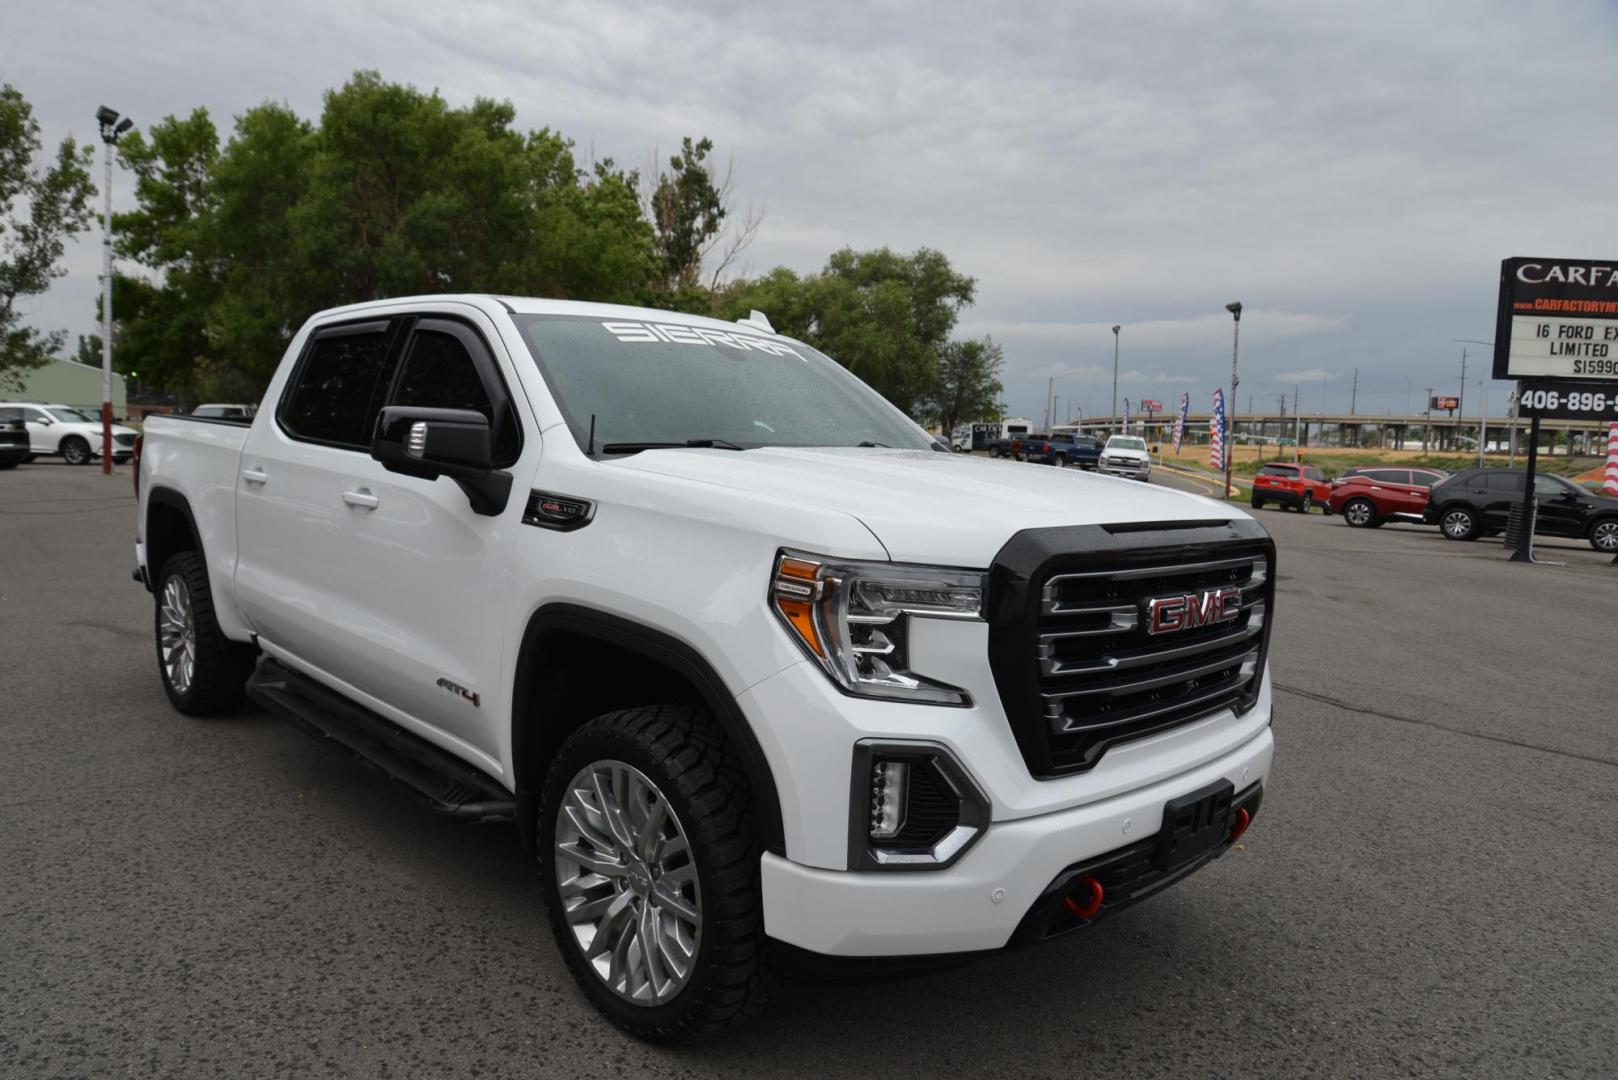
241 467 269 486
342 488 379 511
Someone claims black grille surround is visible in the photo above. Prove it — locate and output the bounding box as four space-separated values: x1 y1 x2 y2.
987 518 1275 779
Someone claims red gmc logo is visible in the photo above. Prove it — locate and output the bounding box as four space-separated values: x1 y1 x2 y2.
1146 587 1242 636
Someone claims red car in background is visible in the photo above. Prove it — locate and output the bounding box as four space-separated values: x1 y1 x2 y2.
1250 462 1333 514
1328 467 1449 528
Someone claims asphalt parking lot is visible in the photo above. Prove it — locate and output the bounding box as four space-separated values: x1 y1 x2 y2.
3 460 1615 1079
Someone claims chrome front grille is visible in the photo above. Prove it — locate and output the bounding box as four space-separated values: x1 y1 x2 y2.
986 520 1275 779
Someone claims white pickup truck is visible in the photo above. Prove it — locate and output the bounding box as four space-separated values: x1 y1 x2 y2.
135 295 1275 1041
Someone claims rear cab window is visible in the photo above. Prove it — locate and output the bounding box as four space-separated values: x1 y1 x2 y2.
279 320 397 449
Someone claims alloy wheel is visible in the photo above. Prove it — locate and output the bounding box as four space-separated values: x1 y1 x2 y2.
1442 510 1472 538
1592 520 1618 552
1346 501 1373 526
554 760 702 1006
158 577 196 693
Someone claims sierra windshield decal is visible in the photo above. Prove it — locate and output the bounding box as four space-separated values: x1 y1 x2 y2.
600 321 806 359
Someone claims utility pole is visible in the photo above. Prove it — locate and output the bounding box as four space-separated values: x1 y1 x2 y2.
1423 386 1434 452
1223 303 1241 498
1350 367 1359 415
96 105 133 476
1111 325 1121 434
1457 347 1467 421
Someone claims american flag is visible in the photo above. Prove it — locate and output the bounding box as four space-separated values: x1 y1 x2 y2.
1172 393 1189 453
1210 388 1226 471
1606 423 1618 496
1122 399 1132 434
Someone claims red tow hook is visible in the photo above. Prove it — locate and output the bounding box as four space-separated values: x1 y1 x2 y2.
1228 806 1252 842
1062 876 1104 920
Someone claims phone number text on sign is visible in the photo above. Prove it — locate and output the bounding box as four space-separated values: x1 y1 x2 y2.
1517 380 1618 420
1508 316 1618 377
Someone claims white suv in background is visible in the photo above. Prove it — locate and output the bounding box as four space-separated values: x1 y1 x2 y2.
1099 434 1152 480
0 403 139 465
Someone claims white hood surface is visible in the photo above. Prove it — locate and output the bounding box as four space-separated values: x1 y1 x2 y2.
615 447 1244 567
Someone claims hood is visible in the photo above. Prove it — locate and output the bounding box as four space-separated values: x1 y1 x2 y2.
613 447 1244 566
1103 446 1151 460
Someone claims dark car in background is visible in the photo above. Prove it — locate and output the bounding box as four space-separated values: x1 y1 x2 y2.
1424 468 1618 552
0 413 28 469
1025 432 1103 468
1329 467 1448 527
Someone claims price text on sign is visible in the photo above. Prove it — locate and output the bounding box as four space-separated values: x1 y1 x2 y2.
1517 379 1618 421
1494 257 1618 380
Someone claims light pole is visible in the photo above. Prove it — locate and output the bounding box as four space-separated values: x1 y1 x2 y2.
96 105 133 476
1224 302 1242 498
1111 325 1121 433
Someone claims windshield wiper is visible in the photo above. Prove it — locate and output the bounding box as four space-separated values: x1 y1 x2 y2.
600 438 747 455
855 440 890 448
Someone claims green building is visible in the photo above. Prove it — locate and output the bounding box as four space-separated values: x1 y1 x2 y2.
10 358 128 415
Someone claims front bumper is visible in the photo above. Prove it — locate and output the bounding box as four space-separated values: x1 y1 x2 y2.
1098 459 1151 479
760 722 1273 957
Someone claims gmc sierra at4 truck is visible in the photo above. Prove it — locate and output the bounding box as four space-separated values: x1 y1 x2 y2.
135 296 1276 1041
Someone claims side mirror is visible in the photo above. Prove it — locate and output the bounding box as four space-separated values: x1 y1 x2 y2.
370 406 512 516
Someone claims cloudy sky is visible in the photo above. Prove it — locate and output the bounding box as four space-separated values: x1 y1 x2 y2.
8 0 1618 422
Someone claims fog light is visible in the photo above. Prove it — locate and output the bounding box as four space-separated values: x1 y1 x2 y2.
869 761 909 839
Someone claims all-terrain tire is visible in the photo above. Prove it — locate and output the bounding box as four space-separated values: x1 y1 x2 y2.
538 705 780 1042
154 552 258 715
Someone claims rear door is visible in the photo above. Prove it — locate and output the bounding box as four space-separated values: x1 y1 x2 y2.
1481 472 1523 529
233 318 403 676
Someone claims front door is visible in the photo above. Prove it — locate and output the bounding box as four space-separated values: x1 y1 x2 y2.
318 315 533 762
1532 475 1586 538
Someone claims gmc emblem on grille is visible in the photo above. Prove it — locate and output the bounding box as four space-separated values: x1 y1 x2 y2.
1145 587 1242 636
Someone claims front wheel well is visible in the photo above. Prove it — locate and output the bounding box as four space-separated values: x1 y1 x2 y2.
510 606 786 859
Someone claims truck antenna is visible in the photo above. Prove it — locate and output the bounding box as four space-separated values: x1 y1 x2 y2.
587 414 596 457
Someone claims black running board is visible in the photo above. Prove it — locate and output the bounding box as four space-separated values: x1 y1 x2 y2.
246 658 515 821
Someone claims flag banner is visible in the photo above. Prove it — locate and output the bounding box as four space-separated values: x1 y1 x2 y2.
1123 399 1132 434
1173 393 1189 453
1606 423 1618 496
1210 388 1226 471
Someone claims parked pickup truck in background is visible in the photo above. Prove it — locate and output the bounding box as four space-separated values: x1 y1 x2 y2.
134 295 1277 1042
1024 432 1103 469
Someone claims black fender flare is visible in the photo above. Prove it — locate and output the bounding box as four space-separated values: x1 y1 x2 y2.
142 486 204 592
510 603 786 857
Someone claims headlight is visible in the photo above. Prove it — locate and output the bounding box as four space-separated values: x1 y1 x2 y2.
769 550 984 705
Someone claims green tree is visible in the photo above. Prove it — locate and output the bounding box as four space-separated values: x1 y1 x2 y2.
72 333 104 367
112 72 664 400
648 137 724 291
0 84 96 390
925 337 1005 436
721 247 976 415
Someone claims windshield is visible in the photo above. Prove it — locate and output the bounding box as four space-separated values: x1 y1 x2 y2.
1107 436 1146 451
513 315 933 452
47 408 96 423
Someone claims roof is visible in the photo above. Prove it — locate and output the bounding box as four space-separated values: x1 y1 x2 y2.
306 294 787 341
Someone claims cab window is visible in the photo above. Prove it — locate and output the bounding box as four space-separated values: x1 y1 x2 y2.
389 322 521 468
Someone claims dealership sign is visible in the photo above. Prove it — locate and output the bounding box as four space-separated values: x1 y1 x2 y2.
1493 257 1618 380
